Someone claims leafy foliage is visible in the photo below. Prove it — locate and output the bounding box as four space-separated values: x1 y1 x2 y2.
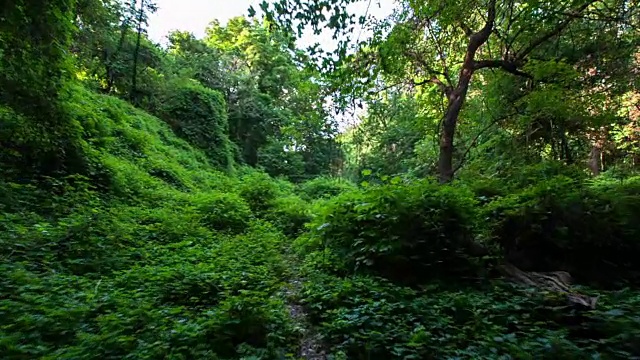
3 0 640 359
487 175 640 285
305 179 479 283
263 195 311 237
196 192 253 234
0 85 298 358
156 79 233 170
237 170 285 216
298 176 356 201
298 269 640 359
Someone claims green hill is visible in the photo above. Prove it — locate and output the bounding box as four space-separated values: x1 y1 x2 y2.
0 85 304 359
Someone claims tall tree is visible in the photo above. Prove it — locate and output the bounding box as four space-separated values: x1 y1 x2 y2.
0 0 86 174
265 0 639 181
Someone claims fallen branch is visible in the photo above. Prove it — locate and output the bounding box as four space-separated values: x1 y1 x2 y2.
499 262 599 310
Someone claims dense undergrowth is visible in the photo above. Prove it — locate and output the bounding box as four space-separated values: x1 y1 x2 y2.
2 84 640 359
2 2 640 357
0 86 309 359
292 172 640 359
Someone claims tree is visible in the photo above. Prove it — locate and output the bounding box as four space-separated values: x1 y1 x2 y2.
130 0 158 104
72 0 160 98
0 0 86 174
198 17 342 178
265 0 639 182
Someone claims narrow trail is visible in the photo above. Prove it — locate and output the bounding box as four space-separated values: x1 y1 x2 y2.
282 251 328 360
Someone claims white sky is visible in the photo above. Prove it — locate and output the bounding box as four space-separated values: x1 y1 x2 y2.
147 0 396 50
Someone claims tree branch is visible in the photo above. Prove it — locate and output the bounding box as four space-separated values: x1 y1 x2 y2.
515 0 600 60
426 21 454 86
474 59 533 78
459 21 473 37
413 77 452 95
470 0 497 49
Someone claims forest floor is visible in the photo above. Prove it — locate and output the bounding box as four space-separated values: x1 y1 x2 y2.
282 250 328 360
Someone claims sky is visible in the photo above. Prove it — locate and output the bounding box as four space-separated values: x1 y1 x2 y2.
147 0 396 49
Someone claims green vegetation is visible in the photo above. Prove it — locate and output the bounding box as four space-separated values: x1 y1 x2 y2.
2 0 640 359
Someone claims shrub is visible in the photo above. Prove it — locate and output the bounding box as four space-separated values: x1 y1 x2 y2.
264 195 311 237
237 171 282 216
298 176 356 201
306 180 478 283
196 192 253 234
0 202 147 277
132 205 212 244
0 212 295 359
299 270 640 360
486 175 640 285
157 79 233 170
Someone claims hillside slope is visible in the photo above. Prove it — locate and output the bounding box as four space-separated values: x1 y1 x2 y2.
0 86 306 359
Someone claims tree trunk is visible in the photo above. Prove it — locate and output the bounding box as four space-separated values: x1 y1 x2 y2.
435 0 594 181
437 0 496 183
131 0 144 103
588 144 602 175
438 72 473 183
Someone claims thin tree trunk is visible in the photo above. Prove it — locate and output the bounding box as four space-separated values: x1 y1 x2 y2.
104 12 132 94
588 145 602 175
131 0 144 103
438 0 496 183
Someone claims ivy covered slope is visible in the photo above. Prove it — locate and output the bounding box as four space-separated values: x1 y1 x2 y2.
0 84 310 359
0 2 323 357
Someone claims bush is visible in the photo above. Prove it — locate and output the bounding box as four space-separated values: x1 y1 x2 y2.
196 192 253 234
486 175 640 285
237 170 282 216
0 201 148 277
305 180 478 283
157 79 233 170
0 213 295 359
257 139 306 182
298 176 356 201
264 195 311 237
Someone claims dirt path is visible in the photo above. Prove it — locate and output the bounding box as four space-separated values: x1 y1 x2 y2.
282 251 328 360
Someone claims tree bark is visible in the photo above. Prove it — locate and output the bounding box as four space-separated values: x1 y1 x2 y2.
438 0 496 183
588 145 602 175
